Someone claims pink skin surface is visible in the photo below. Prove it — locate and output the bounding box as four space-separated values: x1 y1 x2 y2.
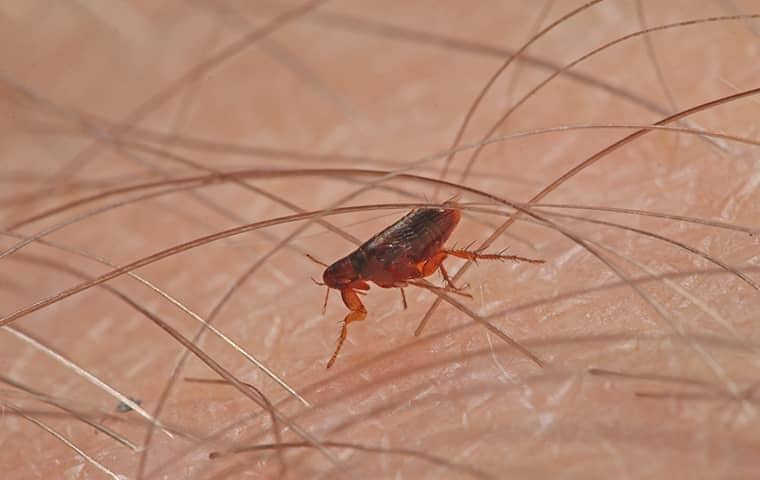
1 1 759 479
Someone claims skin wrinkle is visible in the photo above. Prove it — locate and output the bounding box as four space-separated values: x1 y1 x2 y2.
0 182 686 391
414 85 760 336
7 172 753 359
2 175 756 464
5 116 760 239
2 2 759 479
0 192 756 468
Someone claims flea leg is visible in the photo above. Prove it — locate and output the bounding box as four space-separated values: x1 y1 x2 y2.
444 247 544 264
419 252 470 295
400 288 407 310
320 287 329 315
438 262 469 293
419 251 448 277
326 288 367 369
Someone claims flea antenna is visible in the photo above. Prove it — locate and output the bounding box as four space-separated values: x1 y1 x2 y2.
306 253 329 267
311 277 326 286
321 286 329 315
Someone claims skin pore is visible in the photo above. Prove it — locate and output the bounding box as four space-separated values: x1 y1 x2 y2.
1 1 759 478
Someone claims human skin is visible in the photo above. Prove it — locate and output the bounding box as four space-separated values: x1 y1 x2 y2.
1 1 759 479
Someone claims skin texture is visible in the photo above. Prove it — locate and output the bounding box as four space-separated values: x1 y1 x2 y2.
1 1 760 479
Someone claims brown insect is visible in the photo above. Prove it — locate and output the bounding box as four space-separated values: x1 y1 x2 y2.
313 206 544 368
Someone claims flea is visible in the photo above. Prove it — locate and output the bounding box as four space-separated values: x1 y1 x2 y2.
316 207 544 368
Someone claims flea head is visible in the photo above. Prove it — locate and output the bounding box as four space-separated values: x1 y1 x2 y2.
323 257 358 289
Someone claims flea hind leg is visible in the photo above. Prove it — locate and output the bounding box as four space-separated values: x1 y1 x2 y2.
445 247 544 264
327 288 367 369
420 251 469 294
438 261 470 294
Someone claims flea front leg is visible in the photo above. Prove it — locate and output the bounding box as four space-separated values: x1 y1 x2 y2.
327 288 367 368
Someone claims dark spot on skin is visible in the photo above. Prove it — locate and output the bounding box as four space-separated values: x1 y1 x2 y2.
116 397 142 413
